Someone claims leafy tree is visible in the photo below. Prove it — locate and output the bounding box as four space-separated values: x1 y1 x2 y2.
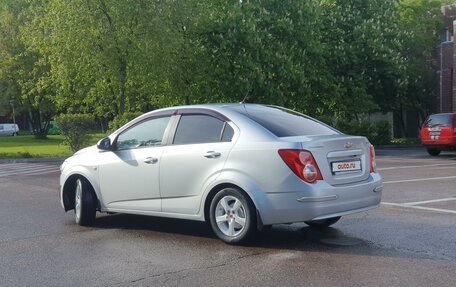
1 0 449 137
29 0 171 120
0 0 55 138
196 1 335 116
395 0 446 134
320 0 409 120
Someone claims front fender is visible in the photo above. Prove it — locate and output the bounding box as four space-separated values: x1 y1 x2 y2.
60 165 103 211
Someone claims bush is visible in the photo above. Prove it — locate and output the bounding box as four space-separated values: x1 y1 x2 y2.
55 114 94 152
371 121 391 145
48 121 61 135
335 120 391 146
390 138 421 145
108 112 143 132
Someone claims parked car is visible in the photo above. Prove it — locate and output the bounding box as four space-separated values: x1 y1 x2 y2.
420 113 456 156
60 104 383 244
0 123 19 136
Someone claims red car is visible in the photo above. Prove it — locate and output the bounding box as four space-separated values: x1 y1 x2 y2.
420 113 456 156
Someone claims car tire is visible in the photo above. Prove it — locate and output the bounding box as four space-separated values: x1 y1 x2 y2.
209 187 256 244
426 148 441 156
74 178 97 226
305 216 341 228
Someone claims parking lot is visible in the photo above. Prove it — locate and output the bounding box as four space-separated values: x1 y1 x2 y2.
0 147 455 286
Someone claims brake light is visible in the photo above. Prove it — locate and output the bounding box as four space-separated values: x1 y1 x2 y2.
278 149 323 183
370 145 376 173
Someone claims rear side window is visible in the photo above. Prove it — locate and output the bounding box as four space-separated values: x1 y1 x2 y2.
221 124 234 142
424 114 453 127
173 115 227 144
230 105 339 137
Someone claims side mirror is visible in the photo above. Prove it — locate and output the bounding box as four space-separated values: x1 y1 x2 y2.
97 137 113 151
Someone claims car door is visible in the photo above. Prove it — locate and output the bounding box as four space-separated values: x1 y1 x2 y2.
98 116 172 212
160 112 236 214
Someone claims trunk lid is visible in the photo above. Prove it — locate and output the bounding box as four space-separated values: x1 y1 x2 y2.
282 134 371 186
421 114 455 145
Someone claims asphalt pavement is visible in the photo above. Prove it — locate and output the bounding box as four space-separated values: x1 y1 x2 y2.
0 147 455 286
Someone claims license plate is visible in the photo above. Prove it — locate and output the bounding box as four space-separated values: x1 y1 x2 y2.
429 131 441 136
332 160 361 173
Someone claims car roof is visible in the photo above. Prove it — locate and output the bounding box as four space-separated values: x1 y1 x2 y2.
140 103 270 119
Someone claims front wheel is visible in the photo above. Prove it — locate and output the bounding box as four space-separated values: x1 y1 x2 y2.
209 188 256 244
74 178 97 226
427 148 441 156
305 216 341 228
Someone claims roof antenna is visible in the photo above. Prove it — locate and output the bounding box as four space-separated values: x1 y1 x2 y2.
240 92 249 104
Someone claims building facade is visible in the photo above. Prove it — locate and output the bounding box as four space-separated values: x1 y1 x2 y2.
440 4 456 113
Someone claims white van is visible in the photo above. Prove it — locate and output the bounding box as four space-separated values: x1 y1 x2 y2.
0 123 19 136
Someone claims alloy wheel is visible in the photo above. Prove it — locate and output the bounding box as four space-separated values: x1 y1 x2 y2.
215 195 247 237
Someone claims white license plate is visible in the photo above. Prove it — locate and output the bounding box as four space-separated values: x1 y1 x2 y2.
332 160 361 173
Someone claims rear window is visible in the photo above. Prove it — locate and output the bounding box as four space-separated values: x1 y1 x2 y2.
424 114 453 127
229 105 339 137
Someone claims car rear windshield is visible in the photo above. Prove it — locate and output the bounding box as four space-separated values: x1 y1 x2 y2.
229 105 339 137
424 114 453 127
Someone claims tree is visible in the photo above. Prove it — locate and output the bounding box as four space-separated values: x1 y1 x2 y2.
395 0 446 135
0 0 55 138
28 0 172 121
320 0 409 120
196 0 335 116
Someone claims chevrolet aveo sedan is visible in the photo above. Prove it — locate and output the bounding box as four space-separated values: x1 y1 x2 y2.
60 104 382 244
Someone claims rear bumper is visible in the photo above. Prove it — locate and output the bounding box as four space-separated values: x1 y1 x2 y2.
422 136 456 147
422 143 456 150
258 173 382 225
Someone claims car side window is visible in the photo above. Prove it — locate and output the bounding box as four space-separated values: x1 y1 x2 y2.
173 114 229 145
116 116 171 150
221 123 234 142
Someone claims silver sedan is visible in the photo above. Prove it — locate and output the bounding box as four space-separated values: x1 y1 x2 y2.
60 104 382 244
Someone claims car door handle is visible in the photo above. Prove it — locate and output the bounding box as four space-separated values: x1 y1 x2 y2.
204 151 221 159
144 157 158 164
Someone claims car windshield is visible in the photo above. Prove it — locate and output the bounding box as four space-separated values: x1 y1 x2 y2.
229 105 340 137
424 114 453 127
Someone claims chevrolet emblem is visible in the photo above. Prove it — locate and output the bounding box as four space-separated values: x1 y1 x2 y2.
344 142 353 149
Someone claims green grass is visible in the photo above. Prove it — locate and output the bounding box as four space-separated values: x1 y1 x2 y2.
390 137 421 145
0 133 106 159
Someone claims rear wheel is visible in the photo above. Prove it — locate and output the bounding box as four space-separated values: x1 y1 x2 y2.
209 188 256 244
426 148 441 156
74 178 97 226
305 216 341 228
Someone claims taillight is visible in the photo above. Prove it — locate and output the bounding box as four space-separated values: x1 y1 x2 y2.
370 145 376 173
278 149 323 183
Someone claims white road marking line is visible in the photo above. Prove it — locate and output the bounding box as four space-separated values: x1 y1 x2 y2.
0 164 54 172
0 164 59 169
382 202 456 215
0 166 59 176
398 197 456 206
0 170 59 178
383 176 456 184
377 159 426 163
0 163 60 177
378 163 456 171
20 169 60 176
